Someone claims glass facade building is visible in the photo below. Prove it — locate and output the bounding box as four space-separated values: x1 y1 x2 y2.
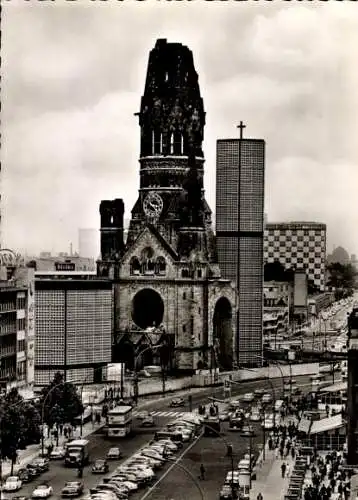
216 139 265 366
35 279 113 386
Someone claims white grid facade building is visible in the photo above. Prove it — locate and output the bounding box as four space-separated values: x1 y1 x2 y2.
35 279 112 386
264 222 327 292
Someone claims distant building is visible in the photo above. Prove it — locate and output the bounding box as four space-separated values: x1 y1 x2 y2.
263 281 290 347
327 246 350 265
34 273 112 387
78 228 99 260
28 255 95 272
216 136 265 367
0 252 35 394
264 222 327 292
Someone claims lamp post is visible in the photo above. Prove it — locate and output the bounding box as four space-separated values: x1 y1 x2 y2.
133 343 167 405
140 453 205 500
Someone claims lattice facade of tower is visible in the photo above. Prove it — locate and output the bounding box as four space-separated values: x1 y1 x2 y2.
216 138 265 367
264 222 327 292
97 39 238 373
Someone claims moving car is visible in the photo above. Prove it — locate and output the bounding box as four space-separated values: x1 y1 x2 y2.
250 409 261 422
243 392 255 403
228 417 243 431
262 393 273 404
220 484 238 500
141 416 155 427
241 425 256 437
107 447 121 460
61 481 84 498
92 459 109 474
3 476 22 492
254 388 265 397
50 446 66 460
31 484 53 499
169 398 185 408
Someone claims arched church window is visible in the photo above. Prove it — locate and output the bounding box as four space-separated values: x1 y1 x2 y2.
165 72 169 82
173 131 182 155
169 134 174 154
181 269 189 278
183 292 186 300
141 247 155 274
153 130 162 155
130 256 141 275
156 256 166 275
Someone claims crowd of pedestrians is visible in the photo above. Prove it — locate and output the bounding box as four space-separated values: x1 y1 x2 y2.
303 451 352 500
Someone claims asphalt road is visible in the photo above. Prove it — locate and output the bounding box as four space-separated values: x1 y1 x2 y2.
3 374 319 500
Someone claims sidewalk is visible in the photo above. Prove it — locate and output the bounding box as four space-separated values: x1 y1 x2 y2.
250 448 295 500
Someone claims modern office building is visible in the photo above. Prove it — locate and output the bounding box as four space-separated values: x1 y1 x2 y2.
78 228 99 260
216 136 265 367
264 222 327 292
0 257 35 394
34 276 112 387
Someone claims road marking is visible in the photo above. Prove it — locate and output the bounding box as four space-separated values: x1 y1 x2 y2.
138 431 204 500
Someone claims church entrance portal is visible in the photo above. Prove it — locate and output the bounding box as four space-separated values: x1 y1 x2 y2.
132 288 164 329
213 297 233 370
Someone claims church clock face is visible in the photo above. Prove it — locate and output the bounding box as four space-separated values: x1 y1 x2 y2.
143 192 163 219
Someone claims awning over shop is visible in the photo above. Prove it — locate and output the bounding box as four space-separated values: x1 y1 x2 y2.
319 382 347 393
310 414 345 435
298 418 311 434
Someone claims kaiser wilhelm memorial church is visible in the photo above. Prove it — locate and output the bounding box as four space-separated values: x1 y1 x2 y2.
97 39 239 373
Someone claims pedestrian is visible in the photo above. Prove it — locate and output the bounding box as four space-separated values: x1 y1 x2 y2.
64 427 68 439
281 462 286 479
200 463 205 480
59 423 63 436
257 493 263 500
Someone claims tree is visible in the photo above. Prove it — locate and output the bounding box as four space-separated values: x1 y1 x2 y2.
40 372 83 427
327 262 356 292
0 389 41 474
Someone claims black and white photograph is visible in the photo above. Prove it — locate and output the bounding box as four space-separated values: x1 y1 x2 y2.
1 2 358 500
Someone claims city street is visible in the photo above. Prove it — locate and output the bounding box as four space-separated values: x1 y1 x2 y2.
1 374 314 500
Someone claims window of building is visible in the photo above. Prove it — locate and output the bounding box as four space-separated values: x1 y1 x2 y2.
156 256 166 274
197 269 202 278
183 292 186 300
173 131 183 155
153 130 162 155
17 318 25 331
183 325 186 333
182 269 189 278
130 256 141 275
17 339 26 352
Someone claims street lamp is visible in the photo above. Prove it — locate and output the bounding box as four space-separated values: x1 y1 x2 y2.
133 343 168 405
139 453 205 500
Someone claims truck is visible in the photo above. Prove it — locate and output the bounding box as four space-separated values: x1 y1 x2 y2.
64 439 90 467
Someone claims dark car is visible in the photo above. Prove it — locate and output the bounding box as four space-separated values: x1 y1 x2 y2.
92 459 109 474
30 458 50 473
169 398 185 408
17 468 32 483
228 417 243 431
61 481 84 498
141 416 155 428
25 464 41 477
219 484 238 500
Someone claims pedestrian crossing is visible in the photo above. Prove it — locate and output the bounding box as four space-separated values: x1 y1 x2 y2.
133 410 194 418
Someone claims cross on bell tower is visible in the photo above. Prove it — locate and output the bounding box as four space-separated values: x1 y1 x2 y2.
237 121 246 140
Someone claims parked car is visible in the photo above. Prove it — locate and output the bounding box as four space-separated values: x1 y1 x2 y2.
92 459 109 474
220 484 238 500
3 476 22 492
254 388 265 397
169 398 185 408
30 458 49 473
61 481 84 498
107 447 121 460
26 464 41 478
31 484 53 499
17 469 32 483
228 417 243 431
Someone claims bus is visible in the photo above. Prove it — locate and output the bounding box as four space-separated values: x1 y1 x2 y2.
107 405 132 438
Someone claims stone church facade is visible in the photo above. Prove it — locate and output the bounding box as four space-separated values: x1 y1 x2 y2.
97 39 238 373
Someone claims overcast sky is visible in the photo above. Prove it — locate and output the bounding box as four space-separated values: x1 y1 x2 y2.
2 1 358 257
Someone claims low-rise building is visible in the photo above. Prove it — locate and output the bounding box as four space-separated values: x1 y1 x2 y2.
263 281 290 346
0 252 35 395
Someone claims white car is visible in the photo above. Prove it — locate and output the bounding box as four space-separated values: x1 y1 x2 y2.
32 484 53 498
243 392 255 403
250 410 261 422
50 446 66 459
262 418 275 430
3 476 22 492
111 479 138 492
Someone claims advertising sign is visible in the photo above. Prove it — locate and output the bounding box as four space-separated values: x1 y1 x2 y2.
0 249 24 267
